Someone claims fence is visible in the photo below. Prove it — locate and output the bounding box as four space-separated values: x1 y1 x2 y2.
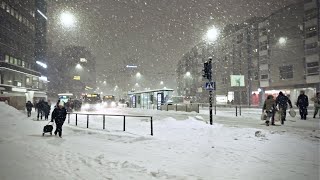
67 112 154 136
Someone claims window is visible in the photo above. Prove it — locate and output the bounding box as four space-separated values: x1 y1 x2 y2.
21 61 25 67
306 26 317 32
10 8 14 16
1 1 6 10
260 41 268 51
305 8 317 20
9 56 14 64
260 74 269 80
6 4 10 13
259 28 268 36
17 59 21 66
306 31 317 38
253 71 259 80
5 55 9 62
306 62 319 75
305 42 318 49
279 65 293 79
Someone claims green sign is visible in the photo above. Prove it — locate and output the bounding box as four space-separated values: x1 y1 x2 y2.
230 75 245 87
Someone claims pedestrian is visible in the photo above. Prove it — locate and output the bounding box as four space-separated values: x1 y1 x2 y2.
311 92 320 118
36 99 44 120
25 101 33 117
262 95 277 126
42 101 50 120
275 91 293 124
51 101 67 138
296 90 309 120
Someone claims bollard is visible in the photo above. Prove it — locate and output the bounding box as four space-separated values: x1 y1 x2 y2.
176 104 178 111
240 106 242 116
87 114 89 128
123 116 126 131
68 113 70 124
76 114 78 126
236 106 238 117
150 117 153 136
103 115 105 129
198 104 200 113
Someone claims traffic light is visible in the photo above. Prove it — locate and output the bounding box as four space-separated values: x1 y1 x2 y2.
202 61 212 80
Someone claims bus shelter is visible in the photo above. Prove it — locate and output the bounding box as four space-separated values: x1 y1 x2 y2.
128 88 174 110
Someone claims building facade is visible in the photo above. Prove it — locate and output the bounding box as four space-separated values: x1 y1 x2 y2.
177 2 319 106
47 46 96 98
0 0 48 103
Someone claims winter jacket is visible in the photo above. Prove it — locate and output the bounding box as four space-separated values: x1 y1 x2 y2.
42 102 51 115
296 94 309 108
276 94 292 110
263 98 276 112
51 107 67 124
311 96 320 108
26 102 33 111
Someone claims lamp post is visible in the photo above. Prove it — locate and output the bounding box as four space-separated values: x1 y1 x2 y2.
204 26 219 125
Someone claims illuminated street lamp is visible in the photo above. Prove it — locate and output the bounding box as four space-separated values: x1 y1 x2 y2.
136 72 141 78
185 71 191 77
60 11 76 28
76 63 82 69
160 81 164 85
205 26 219 42
278 37 287 45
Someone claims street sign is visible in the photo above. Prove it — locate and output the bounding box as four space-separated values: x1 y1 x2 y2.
230 75 245 87
205 82 215 90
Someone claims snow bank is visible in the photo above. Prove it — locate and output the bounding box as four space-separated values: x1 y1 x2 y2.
0 102 319 180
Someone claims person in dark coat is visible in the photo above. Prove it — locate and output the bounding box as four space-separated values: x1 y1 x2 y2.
36 99 45 120
262 95 277 126
275 91 293 124
296 90 309 120
311 92 320 118
42 101 51 120
51 101 67 138
25 101 33 117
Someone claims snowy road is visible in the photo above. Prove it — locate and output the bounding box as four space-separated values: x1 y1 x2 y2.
0 102 319 180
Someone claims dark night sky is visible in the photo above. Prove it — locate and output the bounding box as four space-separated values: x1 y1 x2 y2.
47 0 300 88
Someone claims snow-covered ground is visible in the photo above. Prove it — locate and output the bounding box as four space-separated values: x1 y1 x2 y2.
0 102 319 180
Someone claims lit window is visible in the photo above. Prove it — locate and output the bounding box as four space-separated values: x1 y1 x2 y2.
21 61 25 67
5 55 9 62
6 4 10 13
1 2 6 10
9 56 14 64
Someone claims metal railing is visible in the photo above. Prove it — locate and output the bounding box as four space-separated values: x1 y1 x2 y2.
67 112 153 136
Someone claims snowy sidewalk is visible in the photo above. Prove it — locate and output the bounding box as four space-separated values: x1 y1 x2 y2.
0 102 319 180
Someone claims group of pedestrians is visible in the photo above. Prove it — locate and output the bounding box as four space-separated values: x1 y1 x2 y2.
262 90 320 126
25 99 67 138
25 99 51 120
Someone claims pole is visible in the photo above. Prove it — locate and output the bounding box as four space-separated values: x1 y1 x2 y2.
150 116 153 136
76 114 77 126
209 90 213 125
209 58 213 125
123 116 126 131
103 115 105 129
87 114 89 128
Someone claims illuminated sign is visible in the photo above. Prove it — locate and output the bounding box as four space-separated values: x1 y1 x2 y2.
73 76 80 80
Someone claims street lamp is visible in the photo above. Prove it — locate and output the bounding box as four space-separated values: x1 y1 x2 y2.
205 26 220 42
60 11 76 28
160 81 164 85
278 37 287 45
136 72 141 78
76 63 82 70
